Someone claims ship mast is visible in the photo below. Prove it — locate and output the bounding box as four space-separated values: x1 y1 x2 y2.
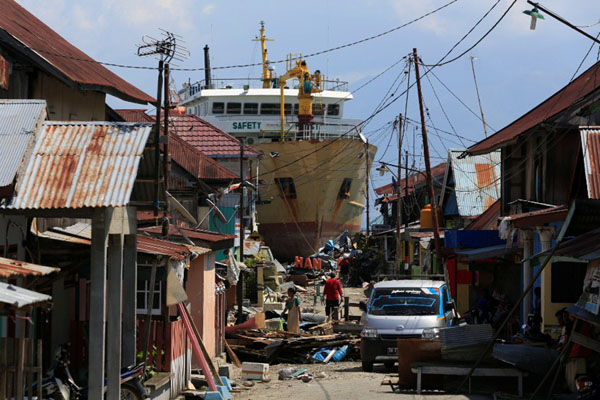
253 21 273 89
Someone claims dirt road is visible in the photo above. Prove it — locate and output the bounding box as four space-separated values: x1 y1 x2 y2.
232 361 490 400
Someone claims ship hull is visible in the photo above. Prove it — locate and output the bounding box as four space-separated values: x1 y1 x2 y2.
255 139 376 261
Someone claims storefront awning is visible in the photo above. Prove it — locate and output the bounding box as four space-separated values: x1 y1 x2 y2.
454 244 521 261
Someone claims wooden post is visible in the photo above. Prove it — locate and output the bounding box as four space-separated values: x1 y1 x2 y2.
89 208 109 400
107 233 124 400
344 296 350 321
15 338 24 400
396 115 403 275
0 338 6 399
37 339 42 400
142 259 158 367
366 139 371 237
412 48 442 272
237 141 245 323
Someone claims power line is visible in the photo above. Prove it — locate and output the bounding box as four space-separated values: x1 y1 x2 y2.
23 0 459 72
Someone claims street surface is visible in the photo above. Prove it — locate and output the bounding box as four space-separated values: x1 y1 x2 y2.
233 360 490 400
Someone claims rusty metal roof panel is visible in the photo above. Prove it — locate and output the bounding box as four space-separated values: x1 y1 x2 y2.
0 257 59 278
450 150 501 217
7 121 152 209
0 100 46 186
581 127 600 199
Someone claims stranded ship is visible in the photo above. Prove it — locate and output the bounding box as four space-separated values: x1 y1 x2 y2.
178 23 376 260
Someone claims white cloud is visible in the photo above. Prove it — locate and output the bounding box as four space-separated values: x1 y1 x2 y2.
72 4 105 31
202 4 216 15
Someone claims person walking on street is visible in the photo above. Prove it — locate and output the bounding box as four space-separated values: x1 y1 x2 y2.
284 287 301 333
324 272 344 319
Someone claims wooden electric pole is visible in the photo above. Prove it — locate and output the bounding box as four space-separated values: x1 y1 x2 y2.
237 142 245 323
412 48 442 272
365 140 370 237
396 115 403 275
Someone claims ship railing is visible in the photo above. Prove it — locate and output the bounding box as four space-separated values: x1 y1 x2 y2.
179 77 350 99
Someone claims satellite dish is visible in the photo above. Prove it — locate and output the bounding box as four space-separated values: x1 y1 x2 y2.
206 198 227 223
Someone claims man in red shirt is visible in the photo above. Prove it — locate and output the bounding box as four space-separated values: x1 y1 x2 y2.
324 272 343 319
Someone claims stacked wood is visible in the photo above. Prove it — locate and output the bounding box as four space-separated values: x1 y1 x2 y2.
225 329 360 364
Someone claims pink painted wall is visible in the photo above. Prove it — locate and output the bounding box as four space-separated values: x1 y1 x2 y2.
187 253 216 361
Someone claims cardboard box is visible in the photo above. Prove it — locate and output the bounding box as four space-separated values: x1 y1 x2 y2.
263 302 285 312
241 362 269 381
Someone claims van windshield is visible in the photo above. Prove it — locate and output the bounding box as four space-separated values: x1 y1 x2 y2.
368 288 440 316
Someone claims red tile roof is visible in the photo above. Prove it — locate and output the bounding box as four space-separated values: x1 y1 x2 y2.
505 205 568 228
140 225 236 243
167 114 260 158
465 199 501 230
137 235 191 261
375 162 447 196
468 61 600 155
0 0 154 104
115 109 154 123
0 258 59 278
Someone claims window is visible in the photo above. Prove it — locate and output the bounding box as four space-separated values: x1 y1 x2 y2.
261 103 280 115
136 280 162 315
284 103 293 115
551 262 586 303
293 104 299 115
212 102 224 114
244 103 259 115
327 104 340 116
338 178 352 199
313 104 324 116
226 102 241 114
274 177 297 199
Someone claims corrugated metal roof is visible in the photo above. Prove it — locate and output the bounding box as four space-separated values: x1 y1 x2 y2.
449 150 501 217
468 61 600 155
42 222 192 261
168 114 260 158
114 109 154 123
0 282 51 309
0 0 154 104
7 122 152 209
140 225 236 243
169 134 239 181
0 257 59 278
581 127 600 199
375 162 447 196
0 100 46 186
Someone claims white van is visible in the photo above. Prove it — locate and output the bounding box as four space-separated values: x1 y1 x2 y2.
359 280 454 371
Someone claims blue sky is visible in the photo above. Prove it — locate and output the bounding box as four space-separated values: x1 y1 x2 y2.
16 0 600 221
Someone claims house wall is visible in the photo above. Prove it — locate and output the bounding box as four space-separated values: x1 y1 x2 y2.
187 252 216 361
33 72 105 121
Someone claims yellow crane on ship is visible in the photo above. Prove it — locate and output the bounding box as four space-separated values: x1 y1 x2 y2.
255 22 322 140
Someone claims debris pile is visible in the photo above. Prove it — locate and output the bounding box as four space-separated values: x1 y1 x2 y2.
226 329 360 364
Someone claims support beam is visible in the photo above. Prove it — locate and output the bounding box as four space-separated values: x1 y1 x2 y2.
88 208 110 400
122 234 137 367
107 234 124 400
521 230 534 321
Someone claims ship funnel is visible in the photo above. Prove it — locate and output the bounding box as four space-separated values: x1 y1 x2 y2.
203 45 213 89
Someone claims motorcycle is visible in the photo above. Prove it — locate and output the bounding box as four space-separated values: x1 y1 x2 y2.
37 344 147 400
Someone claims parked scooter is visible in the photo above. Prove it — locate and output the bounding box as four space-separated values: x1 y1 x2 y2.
37 344 147 399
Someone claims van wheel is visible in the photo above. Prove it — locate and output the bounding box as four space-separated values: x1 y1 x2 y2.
384 361 395 370
361 361 373 372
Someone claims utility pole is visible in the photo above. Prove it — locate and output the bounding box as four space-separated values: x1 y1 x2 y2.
413 48 442 273
236 142 245 323
153 60 164 216
396 115 403 276
405 150 409 269
163 63 170 195
365 139 370 237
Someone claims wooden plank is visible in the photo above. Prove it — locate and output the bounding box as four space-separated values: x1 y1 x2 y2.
26 338 33 400
224 340 242 368
15 338 24 400
411 365 525 377
37 339 42 400
180 305 224 386
0 339 6 400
